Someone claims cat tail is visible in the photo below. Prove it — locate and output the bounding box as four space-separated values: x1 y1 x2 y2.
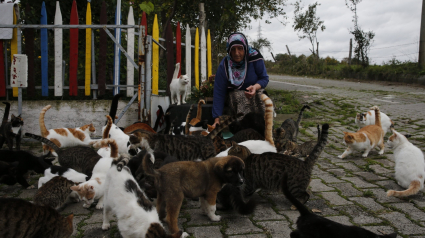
103 115 113 139
281 173 311 216
295 105 311 142
39 105 51 137
142 153 160 178
25 133 62 155
370 105 382 128
153 105 164 132
112 153 131 172
190 99 205 126
387 180 422 197
92 138 119 159
260 93 275 147
304 124 329 170
316 124 321 142
172 63 180 80
106 94 121 125
206 113 243 140
1 102 10 125
185 104 194 135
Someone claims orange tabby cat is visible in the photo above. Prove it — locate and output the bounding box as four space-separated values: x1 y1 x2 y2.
338 106 384 158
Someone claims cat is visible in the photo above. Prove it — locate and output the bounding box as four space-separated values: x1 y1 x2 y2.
228 112 265 137
170 63 190 105
0 150 54 188
219 124 329 213
283 124 321 157
38 165 89 188
282 173 397 238
386 127 425 197
128 114 239 161
0 160 18 186
101 155 188 238
71 138 119 209
339 106 385 158
355 107 394 134
25 133 101 179
0 102 23 150
102 115 131 155
273 105 310 152
39 105 97 155
34 176 79 211
224 128 265 147
0 198 74 238
189 99 205 126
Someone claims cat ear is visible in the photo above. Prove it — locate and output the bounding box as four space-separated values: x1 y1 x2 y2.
231 141 238 148
70 185 80 191
88 185 94 192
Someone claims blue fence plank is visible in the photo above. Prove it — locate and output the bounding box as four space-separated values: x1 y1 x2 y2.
40 1 48 96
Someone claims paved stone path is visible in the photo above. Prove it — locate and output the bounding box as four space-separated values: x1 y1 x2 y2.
1 75 425 238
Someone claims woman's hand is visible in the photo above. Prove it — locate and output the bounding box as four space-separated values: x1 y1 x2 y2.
212 118 220 127
244 83 261 99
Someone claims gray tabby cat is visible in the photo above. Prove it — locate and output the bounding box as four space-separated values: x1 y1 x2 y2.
283 124 321 157
128 114 240 161
0 198 74 238
25 133 101 178
221 124 329 213
34 176 78 210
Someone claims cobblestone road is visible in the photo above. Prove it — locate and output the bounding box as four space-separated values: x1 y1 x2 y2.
1 75 425 238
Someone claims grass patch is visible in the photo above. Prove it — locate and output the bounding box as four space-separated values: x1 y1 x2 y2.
301 121 317 128
267 89 302 114
363 190 374 197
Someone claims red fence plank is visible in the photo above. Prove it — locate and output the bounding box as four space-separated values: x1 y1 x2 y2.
166 22 173 96
141 11 147 36
176 22 181 78
97 1 107 96
69 0 79 96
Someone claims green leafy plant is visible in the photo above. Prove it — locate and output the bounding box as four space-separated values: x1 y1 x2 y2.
189 75 215 102
139 1 154 14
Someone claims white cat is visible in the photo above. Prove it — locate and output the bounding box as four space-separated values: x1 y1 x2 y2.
386 128 425 197
101 157 189 238
216 140 277 157
101 115 130 156
38 165 88 188
71 139 118 209
39 105 97 156
170 63 189 105
355 106 393 134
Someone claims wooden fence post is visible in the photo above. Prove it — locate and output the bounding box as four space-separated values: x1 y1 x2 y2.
166 22 173 96
348 38 352 66
176 22 181 77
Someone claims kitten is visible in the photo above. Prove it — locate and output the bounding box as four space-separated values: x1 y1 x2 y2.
0 102 23 150
386 127 425 197
220 124 329 213
339 106 385 158
282 173 397 238
102 115 130 155
273 105 310 152
39 105 96 155
170 63 190 105
0 198 74 238
38 165 89 188
355 107 394 134
101 156 188 238
71 138 119 209
283 124 321 157
34 176 78 210
128 114 238 161
0 150 53 188
25 133 101 179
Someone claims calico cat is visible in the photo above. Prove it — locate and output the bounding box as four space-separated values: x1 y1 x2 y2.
355 107 393 135
0 198 74 238
38 165 89 188
101 156 188 238
273 105 310 152
0 150 53 188
220 124 329 213
0 102 23 150
386 127 425 197
170 63 190 105
282 173 397 238
128 114 239 161
71 138 119 209
34 176 78 210
39 105 96 155
25 133 101 178
283 124 321 157
339 106 385 158
102 115 130 155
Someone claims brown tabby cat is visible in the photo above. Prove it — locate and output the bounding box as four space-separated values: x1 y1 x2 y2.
219 124 329 213
34 176 78 210
283 124 321 157
0 198 74 238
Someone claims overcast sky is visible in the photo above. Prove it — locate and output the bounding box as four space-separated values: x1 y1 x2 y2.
243 0 422 65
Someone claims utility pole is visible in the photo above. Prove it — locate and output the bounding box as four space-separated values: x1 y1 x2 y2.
348 38 352 66
316 42 319 58
419 0 425 66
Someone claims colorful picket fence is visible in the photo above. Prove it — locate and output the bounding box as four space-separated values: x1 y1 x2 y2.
0 1 213 99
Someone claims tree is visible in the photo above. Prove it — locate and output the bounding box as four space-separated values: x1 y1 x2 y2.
292 1 325 57
345 0 375 67
251 37 272 53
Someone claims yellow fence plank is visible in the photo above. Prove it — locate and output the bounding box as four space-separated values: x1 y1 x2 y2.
152 14 159 95
207 29 212 78
194 28 199 89
85 2 91 96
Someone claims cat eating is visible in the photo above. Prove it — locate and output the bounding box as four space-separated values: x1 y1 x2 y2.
170 63 190 105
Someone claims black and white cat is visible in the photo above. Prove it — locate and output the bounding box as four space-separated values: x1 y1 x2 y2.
38 165 89 188
0 102 24 151
170 63 189 105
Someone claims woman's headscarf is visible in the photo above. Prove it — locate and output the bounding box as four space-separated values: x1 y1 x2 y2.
224 32 264 89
